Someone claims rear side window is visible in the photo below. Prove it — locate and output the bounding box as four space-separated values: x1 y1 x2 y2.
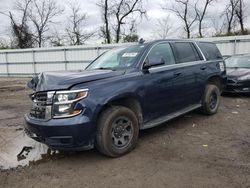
198 42 222 60
173 42 201 63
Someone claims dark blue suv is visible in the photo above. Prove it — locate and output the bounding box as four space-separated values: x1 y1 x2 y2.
25 40 227 157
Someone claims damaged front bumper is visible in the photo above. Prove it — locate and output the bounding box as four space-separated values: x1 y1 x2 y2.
24 114 95 151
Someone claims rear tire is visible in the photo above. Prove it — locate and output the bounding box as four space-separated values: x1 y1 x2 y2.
95 106 139 157
201 84 220 115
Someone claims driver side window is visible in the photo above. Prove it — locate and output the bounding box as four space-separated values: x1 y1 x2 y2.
147 43 175 66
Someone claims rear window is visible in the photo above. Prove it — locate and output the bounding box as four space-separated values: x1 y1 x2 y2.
198 42 222 60
173 42 202 63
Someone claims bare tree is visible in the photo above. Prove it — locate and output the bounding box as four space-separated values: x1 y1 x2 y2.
195 0 215 38
235 0 246 33
165 0 197 38
29 0 64 47
97 0 111 43
224 0 239 34
210 15 227 36
103 0 111 43
48 30 65 46
66 3 94 45
123 19 139 42
0 38 10 49
113 0 146 43
0 0 33 48
154 15 173 39
97 0 146 43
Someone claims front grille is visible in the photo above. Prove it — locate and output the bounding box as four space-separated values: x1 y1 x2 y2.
30 105 46 119
29 91 54 120
35 92 48 102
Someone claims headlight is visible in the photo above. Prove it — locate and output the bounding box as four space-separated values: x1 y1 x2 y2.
53 89 88 118
238 75 250 81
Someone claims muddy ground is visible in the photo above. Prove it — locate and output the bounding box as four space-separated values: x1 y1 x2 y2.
0 78 249 188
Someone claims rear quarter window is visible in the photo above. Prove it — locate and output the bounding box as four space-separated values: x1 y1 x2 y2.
172 42 202 63
198 42 222 60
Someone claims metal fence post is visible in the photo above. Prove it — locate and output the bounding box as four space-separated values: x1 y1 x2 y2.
233 38 241 55
96 47 100 57
32 50 36 75
64 48 67 70
5 52 9 77
234 37 237 55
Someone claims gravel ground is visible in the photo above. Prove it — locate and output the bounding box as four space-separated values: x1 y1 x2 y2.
0 78 249 188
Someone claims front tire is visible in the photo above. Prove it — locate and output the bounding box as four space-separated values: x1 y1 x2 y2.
95 106 139 157
201 84 220 115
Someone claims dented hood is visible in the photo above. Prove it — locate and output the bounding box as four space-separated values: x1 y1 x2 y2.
27 69 125 92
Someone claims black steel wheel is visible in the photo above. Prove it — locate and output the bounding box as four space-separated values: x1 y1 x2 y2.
111 116 134 149
201 84 220 115
95 106 139 157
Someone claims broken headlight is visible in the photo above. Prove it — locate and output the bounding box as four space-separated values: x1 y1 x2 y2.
53 89 88 118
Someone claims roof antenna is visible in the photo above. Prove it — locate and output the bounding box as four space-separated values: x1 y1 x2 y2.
139 38 145 44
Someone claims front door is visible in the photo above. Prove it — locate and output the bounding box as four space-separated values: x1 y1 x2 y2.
141 42 179 122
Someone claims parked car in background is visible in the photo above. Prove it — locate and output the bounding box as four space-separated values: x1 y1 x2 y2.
224 54 250 93
25 40 227 157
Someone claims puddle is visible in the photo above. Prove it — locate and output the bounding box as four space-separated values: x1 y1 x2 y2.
0 129 61 170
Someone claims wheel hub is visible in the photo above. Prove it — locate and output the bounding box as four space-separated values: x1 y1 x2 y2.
114 125 125 138
209 92 218 110
111 116 133 148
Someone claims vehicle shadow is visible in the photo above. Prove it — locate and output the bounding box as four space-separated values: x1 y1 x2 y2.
222 92 250 98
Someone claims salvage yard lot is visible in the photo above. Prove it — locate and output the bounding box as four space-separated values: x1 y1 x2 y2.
0 78 249 188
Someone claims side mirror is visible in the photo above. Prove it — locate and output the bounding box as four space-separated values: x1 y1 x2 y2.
143 57 165 69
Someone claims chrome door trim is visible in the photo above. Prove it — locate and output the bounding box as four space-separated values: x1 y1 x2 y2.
148 60 206 73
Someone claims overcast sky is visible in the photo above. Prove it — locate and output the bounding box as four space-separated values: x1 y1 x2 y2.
0 0 249 44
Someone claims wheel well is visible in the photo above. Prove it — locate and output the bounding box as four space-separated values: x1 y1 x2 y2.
207 76 222 91
100 97 143 126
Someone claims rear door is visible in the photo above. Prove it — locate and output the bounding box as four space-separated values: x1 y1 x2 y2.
171 42 204 108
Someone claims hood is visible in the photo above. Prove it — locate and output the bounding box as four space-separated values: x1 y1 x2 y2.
27 69 125 92
226 67 250 78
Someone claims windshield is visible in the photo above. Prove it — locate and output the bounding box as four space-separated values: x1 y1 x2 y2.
225 56 250 68
86 45 145 70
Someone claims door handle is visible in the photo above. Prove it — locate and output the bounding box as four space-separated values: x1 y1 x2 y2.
173 72 182 77
200 65 207 70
